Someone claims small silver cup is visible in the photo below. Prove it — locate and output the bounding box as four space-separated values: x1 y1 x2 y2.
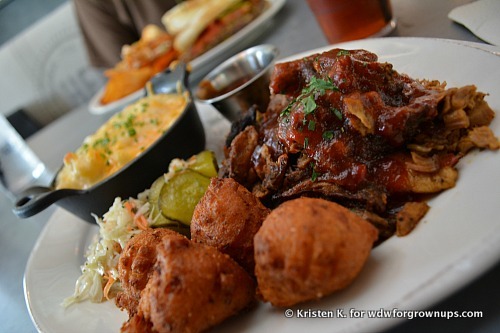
195 44 279 122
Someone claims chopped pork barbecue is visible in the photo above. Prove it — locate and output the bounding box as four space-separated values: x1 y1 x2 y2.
221 48 499 241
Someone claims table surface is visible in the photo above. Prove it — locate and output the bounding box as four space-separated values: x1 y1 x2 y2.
1 0 499 332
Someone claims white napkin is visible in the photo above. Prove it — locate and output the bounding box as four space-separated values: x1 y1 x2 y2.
448 0 500 46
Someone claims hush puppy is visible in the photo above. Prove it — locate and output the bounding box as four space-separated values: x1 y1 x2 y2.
191 177 270 275
134 236 256 333
116 228 186 315
254 197 378 307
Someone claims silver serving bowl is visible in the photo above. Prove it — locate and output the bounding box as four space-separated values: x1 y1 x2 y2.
195 44 279 122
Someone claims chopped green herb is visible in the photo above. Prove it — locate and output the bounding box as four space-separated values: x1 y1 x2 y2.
304 76 338 96
322 130 334 140
303 95 317 116
128 128 137 137
304 137 309 149
311 169 319 182
281 76 339 119
308 120 316 131
280 103 293 117
337 50 350 57
310 162 320 182
93 137 110 148
332 107 343 120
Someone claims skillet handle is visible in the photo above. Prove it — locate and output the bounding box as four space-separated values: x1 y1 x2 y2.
13 186 78 218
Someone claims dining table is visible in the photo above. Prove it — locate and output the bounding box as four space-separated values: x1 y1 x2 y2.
1 0 499 332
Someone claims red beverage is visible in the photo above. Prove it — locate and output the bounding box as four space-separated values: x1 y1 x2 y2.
307 0 395 44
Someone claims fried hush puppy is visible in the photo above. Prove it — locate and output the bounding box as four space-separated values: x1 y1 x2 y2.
116 228 186 315
254 197 379 307
191 177 270 276
123 236 256 333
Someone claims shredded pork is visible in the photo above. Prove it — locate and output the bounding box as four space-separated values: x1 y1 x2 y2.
220 48 499 241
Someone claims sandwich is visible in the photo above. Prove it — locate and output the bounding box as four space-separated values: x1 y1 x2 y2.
162 0 265 60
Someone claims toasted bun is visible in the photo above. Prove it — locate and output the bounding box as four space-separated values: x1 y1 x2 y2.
162 0 241 53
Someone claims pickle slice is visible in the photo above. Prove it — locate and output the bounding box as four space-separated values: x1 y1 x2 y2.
148 175 177 227
188 150 219 178
159 169 211 225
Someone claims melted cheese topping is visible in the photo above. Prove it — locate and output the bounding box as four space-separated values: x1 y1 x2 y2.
55 93 188 190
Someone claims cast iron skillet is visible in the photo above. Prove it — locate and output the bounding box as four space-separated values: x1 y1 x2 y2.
13 64 206 224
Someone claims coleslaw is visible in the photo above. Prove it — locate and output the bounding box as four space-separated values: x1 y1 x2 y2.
62 155 199 307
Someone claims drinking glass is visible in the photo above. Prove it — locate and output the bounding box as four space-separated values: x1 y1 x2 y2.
306 0 396 44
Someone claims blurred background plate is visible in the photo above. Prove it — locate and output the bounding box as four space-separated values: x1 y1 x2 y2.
88 0 286 115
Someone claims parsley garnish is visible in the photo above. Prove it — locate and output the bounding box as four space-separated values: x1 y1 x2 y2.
303 95 317 116
332 107 343 120
310 162 320 182
311 169 319 182
308 120 316 131
281 76 339 118
337 50 350 57
322 130 334 140
303 76 338 96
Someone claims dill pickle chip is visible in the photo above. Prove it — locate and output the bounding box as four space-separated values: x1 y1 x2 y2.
159 169 211 225
148 175 178 227
188 150 219 178
149 175 165 207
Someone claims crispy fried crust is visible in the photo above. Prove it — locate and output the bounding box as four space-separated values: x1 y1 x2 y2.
137 237 256 333
190 177 270 276
116 228 186 315
120 312 153 333
254 197 378 307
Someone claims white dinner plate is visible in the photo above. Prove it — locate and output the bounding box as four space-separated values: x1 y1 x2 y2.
88 0 286 115
26 38 500 333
